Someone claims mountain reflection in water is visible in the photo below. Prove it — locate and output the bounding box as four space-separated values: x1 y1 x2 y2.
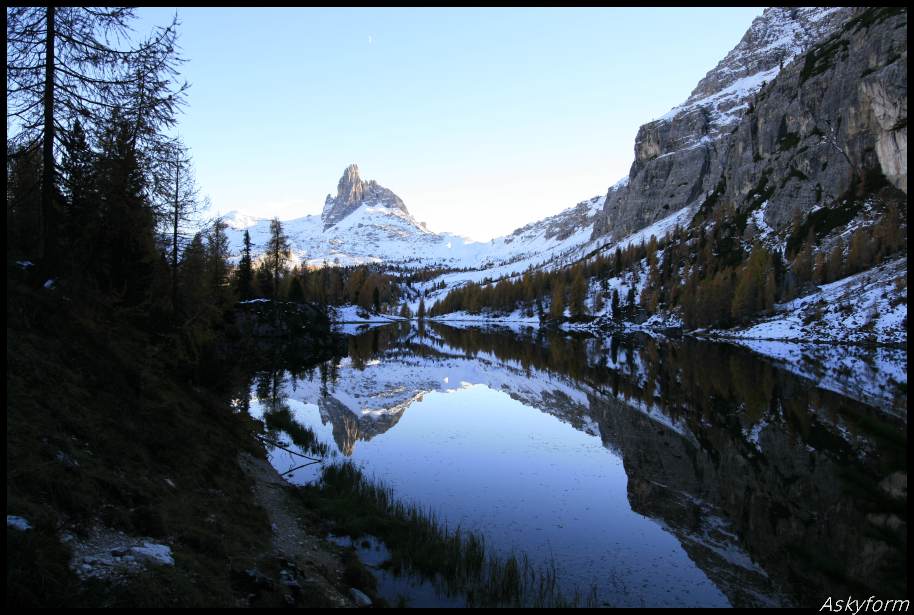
242 322 907 608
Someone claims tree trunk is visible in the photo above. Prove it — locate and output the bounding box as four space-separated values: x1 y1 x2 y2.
41 6 55 262
172 157 180 316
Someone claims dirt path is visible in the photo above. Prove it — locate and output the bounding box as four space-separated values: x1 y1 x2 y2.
237 452 354 607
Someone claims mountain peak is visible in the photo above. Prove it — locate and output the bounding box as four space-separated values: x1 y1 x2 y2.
657 7 850 135
337 163 362 203
321 164 413 229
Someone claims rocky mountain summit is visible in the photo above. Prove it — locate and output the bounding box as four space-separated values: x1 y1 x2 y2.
225 161 608 272
591 6 898 242
227 7 905 321
321 164 417 230
672 7 851 138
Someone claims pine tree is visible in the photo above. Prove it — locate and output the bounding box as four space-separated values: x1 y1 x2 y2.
7 141 44 260
60 120 97 272
255 261 273 298
162 143 200 314
93 110 158 306
236 230 255 299
417 296 426 320
265 218 290 298
287 276 305 303
178 232 208 317
206 217 232 307
846 229 873 275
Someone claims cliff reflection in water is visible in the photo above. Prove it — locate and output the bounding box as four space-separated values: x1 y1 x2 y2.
245 322 906 607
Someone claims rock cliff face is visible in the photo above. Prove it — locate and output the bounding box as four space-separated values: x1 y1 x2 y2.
593 6 906 242
713 7 908 233
321 164 415 229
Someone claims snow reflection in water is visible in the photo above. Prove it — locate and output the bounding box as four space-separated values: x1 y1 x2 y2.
245 323 907 608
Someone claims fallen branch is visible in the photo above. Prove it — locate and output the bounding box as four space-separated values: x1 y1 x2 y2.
254 433 324 463
282 460 322 475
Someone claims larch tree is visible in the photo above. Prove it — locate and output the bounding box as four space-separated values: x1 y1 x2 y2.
6 6 187 266
549 279 565 320
160 142 201 315
569 268 588 317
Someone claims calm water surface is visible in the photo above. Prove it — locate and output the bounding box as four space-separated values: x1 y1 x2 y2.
239 323 907 608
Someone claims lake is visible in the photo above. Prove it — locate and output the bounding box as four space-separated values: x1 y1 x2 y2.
240 322 907 608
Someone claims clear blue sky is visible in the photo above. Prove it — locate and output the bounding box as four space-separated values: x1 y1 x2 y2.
135 7 764 241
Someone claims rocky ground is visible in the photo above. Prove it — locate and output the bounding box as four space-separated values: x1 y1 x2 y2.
235 452 360 608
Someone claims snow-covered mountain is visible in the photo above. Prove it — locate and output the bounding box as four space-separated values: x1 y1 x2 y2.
224 163 609 272
225 7 905 345
224 8 875 281
660 7 850 142
321 163 416 230
593 6 854 241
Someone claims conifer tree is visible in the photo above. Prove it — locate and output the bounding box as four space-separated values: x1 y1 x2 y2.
7 141 44 260
236 230 255 300
206 216 232 307
550 280 565 320
569 269 588 317
792 231 814 287
93 109 158 306
813 251 828 285
287 276 305 303
265 218 290 298
179 232 208 316
7 7 187 266
827 237 845 282
60 120 97 272
592 290 605 315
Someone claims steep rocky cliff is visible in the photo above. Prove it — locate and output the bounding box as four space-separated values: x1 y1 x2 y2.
593 6 906 242
321 164 416 229
713 7 907 232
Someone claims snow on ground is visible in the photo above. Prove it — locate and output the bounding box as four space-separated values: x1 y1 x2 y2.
331 304 408 324
420 205 694 315
720 338 906 417
605 205 695 250
661 66 780 131
429 309 540 330
223 192 608 274
712 258 907 346
7 515 32 531
695 257 907 414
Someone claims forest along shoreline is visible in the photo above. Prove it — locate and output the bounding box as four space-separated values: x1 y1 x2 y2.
6 278 375 607
7 278 584 607
245 321 907 607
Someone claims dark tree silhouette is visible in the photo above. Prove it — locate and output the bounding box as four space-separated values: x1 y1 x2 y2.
236 230 255 300
265 218 291 298
6 7 188 265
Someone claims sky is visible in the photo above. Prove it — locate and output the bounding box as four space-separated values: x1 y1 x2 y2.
134 7 764 241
